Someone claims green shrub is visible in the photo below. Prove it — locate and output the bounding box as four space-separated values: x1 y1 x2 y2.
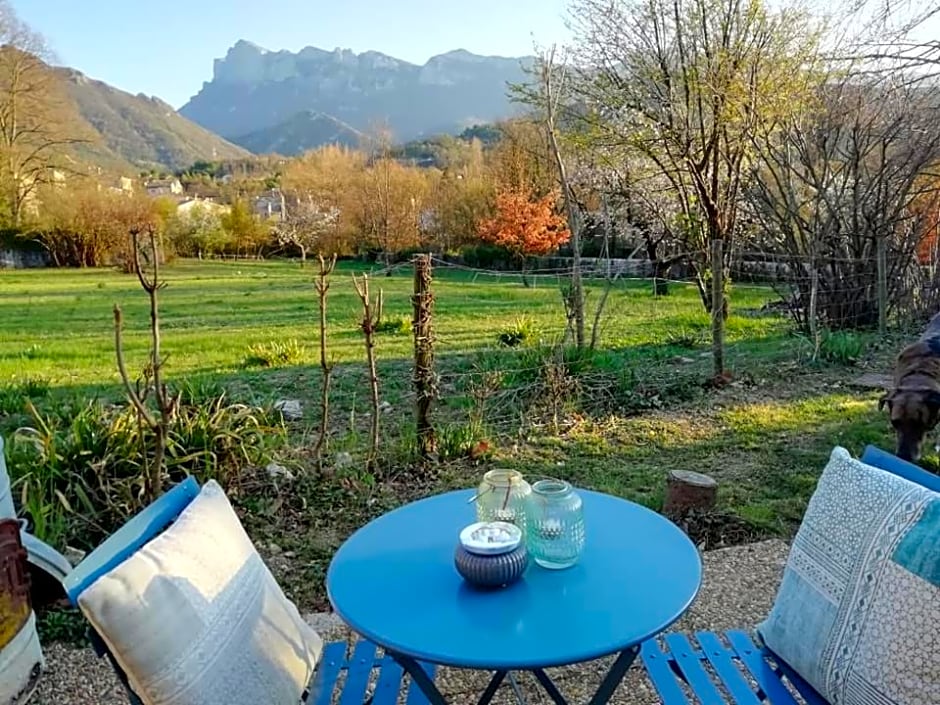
20 344 43 360
461 243 513 270
0 377 51 417
244 339 306 367
820 330 864 365
664 328 707 349
375 316 411 335
497 316 540 348
436 420 487 462
174 377 227 406
0 386 27 416
6 395 286 550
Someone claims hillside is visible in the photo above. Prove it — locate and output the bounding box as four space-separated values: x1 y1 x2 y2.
59 68 250 172
234 110 363 155
181 42 530 155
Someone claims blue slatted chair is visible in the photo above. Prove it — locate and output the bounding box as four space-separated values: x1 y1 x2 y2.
63 477 435 705
639 444 936 704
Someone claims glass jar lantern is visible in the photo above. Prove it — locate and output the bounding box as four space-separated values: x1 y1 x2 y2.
475 469 532 538
526 479 585 569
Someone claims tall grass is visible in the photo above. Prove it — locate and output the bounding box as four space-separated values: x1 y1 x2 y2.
5 393 286 549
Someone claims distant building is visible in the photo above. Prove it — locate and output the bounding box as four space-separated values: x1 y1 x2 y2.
252 189 286 220
177 197 230 217
144 178 184 197
105 176 135 195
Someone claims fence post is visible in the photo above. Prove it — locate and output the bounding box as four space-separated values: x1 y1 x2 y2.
711 238 725 380
876 236 887 334
412 254 437 459
809 255 820 362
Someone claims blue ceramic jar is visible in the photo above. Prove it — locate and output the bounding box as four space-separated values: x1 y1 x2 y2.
454 521 528 588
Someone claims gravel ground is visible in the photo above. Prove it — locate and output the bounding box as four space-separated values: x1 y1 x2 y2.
31 539 789 705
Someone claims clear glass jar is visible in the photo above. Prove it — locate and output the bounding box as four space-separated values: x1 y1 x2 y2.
475 469 532 539
526 479 585 569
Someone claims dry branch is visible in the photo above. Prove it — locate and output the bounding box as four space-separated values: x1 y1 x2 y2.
313 254 337 469
352 273 382 471
112 226 177 502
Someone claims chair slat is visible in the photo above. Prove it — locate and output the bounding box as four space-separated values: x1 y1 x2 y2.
695 632 762 705
768 650 830 705
725 631 800 705
64 476 200 604
338 640 379 705
312 641 350 705
640 639 693 705
663 634 726 705
371 654 406 705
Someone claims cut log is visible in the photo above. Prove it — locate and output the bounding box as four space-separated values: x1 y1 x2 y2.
663 470 718 520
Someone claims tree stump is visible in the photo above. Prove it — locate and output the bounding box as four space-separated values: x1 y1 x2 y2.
662 470 718 520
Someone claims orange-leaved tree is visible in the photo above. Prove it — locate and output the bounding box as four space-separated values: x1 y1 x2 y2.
478 188 570 285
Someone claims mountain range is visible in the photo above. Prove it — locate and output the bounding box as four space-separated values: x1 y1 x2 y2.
56 42 529 173
179 41 531 155
57 68 249 173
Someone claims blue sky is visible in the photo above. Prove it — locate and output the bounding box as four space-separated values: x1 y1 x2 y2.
14 0 571 109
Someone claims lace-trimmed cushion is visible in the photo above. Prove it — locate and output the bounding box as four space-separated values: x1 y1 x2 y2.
77 480 322 705
758 446 940 705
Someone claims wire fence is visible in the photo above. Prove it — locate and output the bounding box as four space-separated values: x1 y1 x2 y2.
340 249 921 459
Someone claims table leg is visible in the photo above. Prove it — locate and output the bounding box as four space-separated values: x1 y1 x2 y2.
586 647 639 705
529 647 640 705
506 672 528 704
390 652 510 705
391 647 638 705
391 653 449 705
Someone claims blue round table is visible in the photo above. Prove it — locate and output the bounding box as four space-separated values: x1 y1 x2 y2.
327 489 702 704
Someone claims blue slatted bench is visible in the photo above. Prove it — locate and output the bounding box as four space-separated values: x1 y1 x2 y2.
640 444 937 704
62 476 435 705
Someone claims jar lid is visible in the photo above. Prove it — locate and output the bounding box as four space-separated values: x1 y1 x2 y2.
459 521 522 555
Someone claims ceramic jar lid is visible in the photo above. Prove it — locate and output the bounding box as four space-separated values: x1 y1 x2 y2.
459 521 522 555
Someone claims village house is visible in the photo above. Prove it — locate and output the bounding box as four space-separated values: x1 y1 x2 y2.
252 188 286 221
144 178 184 197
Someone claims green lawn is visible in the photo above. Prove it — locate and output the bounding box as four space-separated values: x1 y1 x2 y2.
1 258 902 615
0 258 788 389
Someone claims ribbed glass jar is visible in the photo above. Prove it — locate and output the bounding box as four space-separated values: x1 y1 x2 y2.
526 479 585 569
475 469 532 539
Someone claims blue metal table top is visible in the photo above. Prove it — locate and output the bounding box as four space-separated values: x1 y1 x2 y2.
327 489 702 671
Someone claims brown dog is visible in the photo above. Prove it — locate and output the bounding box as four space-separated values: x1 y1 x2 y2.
879 312 940 461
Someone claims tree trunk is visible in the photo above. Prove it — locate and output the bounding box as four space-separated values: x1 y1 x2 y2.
711 238 726 380
519 256 532 288
412 255 436 460
652 260 670 296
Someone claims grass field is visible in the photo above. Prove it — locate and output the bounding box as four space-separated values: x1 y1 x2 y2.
0 258 903 614
0 259 787 389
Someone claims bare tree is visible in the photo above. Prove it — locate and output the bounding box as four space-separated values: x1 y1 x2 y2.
747 74 940 331
274 197 339 265
352 274 383 471
114 227 178 503
568 0 823 312
313 254 337 470
0 2 84 226
529 45 586 348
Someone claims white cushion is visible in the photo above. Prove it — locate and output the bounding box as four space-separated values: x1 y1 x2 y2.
78 480 322 705
759 447 940 705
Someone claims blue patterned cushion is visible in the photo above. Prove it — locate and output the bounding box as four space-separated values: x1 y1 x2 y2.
759 446 940 705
